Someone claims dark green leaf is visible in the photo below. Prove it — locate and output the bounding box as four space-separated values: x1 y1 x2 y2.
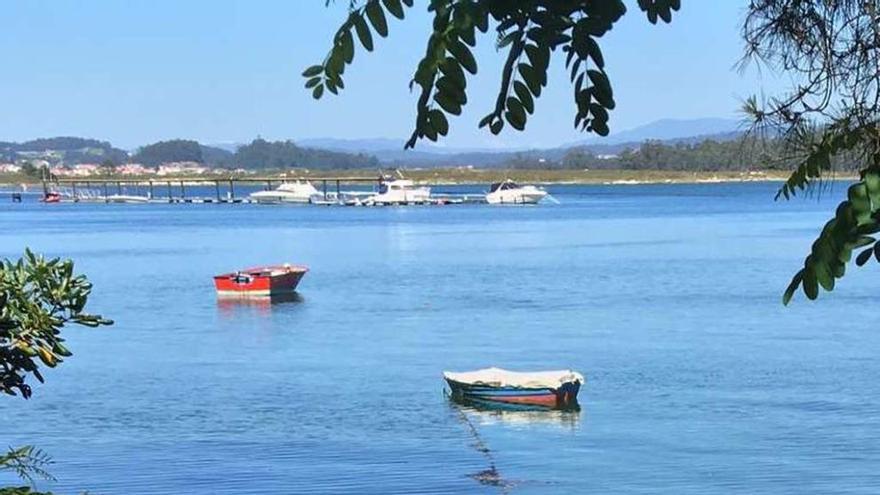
353 15 374 51
365 1 389 37
524 44 549 70
382 0 405 19
448 40 477 75
589 103 608 123
429 109 449 136
340 30 354 63
584 37 604 68
513 81 534 114
437 78 466 104
518 63 541 95
856 248 874 266
440 57 467 88
506 97 527 129
490 119 504 135
782 270 804 305
434 92 462 115
587 69 612 100
803 264 819 300
590 119 609 136
302 65 323 77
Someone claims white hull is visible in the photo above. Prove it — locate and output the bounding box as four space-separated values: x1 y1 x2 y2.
486 188 547 205
365 179 431 205
105 194 150 204
249 181 321 204
249 192 316 204
366 189 432 205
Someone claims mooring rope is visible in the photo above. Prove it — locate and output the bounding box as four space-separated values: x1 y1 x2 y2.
448 394 515 492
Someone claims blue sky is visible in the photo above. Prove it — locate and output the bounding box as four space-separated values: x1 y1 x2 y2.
0 1 787 149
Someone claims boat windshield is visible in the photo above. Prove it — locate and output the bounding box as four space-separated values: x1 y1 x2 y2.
490 181 520 192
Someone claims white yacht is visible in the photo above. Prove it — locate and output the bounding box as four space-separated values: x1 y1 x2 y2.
249 180 321 204
485 180 548 205
364 178 431 205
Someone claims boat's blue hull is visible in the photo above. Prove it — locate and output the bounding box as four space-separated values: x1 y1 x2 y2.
445 378 580 409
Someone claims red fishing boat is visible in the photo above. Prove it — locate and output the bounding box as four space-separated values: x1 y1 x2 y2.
41 192 62 203
213 264 308 296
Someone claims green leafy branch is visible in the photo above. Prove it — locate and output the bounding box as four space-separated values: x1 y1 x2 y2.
0 446 54 486
771 118 869 200
0 249 113 399
307 0 680 149
782 168 880 304
304 0 414 99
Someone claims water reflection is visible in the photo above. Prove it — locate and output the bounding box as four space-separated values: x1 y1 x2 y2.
448 394 582 430
216 292 305 317
446 394 582 492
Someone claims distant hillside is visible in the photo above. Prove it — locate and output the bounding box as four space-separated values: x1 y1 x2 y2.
1 117 758 171
231 139 379 170
133 138 381 169
200 144 234 165
0 137 129 165
133 139 204 166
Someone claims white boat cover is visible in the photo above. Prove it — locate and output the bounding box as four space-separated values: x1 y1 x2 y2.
443 367 584 389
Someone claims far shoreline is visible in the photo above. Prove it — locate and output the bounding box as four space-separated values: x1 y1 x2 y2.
1 169 855 188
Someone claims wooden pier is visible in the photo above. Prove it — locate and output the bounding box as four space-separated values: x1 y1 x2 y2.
43 176 383 203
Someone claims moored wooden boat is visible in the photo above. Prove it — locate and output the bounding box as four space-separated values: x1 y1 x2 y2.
444 367 583 409
213 264 308 296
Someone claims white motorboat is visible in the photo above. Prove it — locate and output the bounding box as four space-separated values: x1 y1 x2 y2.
249 180 321 204
485 180 548 205
105 194 150 204
365 178 431 205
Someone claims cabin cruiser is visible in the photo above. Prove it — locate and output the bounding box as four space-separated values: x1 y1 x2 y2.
485 180 548 204
249 180 321 204
364 178 431 205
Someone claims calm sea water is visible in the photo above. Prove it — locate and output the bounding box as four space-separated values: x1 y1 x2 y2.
2 182 880 494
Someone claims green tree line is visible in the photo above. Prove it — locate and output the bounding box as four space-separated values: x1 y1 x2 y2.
228 138 379 170
498 137 858 172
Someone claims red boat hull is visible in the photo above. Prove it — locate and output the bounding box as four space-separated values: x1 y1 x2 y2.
214 265 308 296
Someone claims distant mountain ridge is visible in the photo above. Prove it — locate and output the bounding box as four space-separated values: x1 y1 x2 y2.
295 118 744 166
3 118 749 169
566 117 742 147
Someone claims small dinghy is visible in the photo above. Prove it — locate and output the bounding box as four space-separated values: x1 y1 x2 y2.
444 367 583 409
213 264 308 297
